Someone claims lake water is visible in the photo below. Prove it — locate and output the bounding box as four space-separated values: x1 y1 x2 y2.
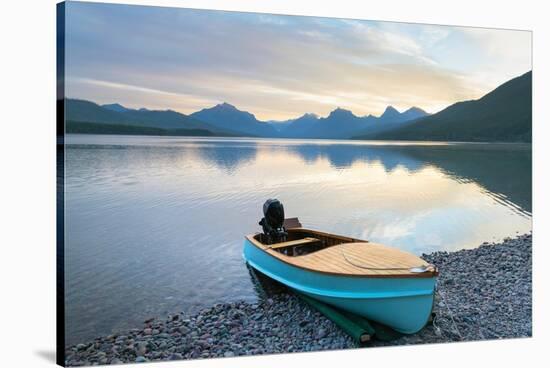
64 134 532 345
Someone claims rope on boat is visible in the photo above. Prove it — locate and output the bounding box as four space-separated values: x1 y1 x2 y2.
338 243 434 272
436 289 463 340
431 312 442 336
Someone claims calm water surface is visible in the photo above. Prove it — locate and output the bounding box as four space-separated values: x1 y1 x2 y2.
64 134 531 344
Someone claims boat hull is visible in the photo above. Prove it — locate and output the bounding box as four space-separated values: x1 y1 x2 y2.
243 238 436 334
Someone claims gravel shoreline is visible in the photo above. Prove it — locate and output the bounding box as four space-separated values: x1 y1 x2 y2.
65 233 532 366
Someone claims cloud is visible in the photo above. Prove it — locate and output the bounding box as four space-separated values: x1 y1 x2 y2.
64 2 531 120
67 77 218 111
458 27 532 87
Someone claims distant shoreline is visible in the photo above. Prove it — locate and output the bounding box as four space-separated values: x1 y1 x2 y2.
65 120 236 138
64 130 533 146
64 233 532 366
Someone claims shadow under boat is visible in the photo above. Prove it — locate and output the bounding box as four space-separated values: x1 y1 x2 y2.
246 259 408 344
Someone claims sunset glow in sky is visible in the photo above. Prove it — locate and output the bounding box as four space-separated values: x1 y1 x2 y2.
65 2 532 121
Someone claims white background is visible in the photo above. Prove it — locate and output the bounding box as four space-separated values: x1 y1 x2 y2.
0 0 548 367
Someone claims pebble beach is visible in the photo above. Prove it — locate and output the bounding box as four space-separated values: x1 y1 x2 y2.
65 233 532 366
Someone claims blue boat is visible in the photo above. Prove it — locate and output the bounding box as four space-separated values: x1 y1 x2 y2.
243 218 438 334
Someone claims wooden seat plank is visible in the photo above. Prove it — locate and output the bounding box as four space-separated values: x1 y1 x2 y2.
268 237 319 250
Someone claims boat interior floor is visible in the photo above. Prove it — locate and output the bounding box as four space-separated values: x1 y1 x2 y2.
255 228 365 257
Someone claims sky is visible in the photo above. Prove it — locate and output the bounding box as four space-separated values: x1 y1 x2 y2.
64 2 532 121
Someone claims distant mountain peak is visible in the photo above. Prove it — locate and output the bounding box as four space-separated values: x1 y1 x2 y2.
404 106 426 114
216 102 238 110
190 102 276 136
381 105 400 117
102 103 130 113
196 102 260 121
106 103 125 108
400 106 430 121
333 107 351 112
329 107 355 118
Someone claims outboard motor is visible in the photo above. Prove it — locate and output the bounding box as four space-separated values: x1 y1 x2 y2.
259 199 287 244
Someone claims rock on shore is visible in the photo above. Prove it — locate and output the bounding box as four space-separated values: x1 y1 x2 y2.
65 233 531 366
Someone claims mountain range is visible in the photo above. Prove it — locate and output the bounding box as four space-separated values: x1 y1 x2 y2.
190 102 278 137
64 71 532 142
357 71 532 142
65 99 239 136
275 105 429 139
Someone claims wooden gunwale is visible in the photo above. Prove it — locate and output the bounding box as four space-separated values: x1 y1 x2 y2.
246 228 438 279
